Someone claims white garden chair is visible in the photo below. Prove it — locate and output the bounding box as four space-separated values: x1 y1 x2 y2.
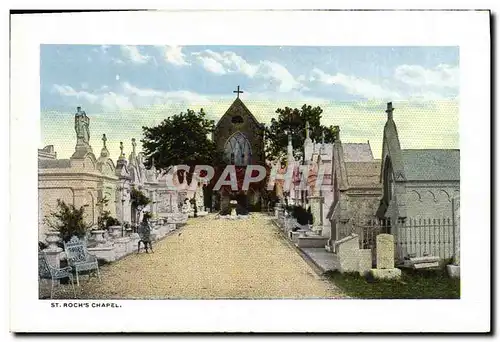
63 236 101 286
38 249 76 299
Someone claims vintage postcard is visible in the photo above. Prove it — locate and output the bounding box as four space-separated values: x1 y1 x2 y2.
10 9 491 333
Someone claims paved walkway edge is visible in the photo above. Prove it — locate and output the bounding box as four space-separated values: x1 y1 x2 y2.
271 218 330 276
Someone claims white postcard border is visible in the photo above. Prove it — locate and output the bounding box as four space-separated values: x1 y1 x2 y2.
10 10 490 333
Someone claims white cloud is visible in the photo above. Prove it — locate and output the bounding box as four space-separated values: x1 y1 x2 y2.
192 49 302 92
120 45 151 64
52 84 99 104
100 92 134 112
394 64 459 89
210 50 258 77
193 54 226 74
161 45 189 66
310 68 401 100
258 61 301 92
52 83 134 112
310 64 459 101
52 82 211 113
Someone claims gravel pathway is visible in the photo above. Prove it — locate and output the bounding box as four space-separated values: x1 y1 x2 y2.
51 213 345 299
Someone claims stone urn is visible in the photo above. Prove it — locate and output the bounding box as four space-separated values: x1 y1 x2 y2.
108 225 122 239
90 229 106 246
45 231 62 251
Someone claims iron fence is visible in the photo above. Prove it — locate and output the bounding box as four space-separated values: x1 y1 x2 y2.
350 216 457 262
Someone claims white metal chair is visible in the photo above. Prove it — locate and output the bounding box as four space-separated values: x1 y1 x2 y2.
38 249 76 299
63 236 101 286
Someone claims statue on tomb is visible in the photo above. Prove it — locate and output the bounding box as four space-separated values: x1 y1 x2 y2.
138 153 147 183
308 160 319 196
275 161 287 199
196 181 206 212
75 106 90 147
182 198 190 214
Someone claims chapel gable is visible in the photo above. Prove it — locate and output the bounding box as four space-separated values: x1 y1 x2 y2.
213 87 265 164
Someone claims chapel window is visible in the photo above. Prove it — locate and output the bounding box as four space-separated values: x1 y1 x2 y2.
224 132 252 166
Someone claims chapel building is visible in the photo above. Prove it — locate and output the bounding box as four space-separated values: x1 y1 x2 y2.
212 86 266 213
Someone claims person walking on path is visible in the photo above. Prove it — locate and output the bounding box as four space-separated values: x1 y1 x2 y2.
138 212 153 253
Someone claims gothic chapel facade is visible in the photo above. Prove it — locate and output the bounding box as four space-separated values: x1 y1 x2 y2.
212 86 265 212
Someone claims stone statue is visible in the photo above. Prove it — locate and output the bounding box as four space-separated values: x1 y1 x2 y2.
196 182 205 212
182 198 190 214
75 106 90 147
275 162 287 199
138 153 147 183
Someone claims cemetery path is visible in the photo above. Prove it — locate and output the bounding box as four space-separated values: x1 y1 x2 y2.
75 213 346 299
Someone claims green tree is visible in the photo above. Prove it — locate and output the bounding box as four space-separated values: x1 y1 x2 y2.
265 104 337 161
130 187 151 227
141 108 219 174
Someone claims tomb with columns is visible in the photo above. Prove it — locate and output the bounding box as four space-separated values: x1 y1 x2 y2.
38 107 187 265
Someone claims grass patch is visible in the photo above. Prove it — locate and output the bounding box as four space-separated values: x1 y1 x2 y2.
325 268 460 299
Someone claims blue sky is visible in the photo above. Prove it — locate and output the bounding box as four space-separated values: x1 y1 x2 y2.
40 45 459 159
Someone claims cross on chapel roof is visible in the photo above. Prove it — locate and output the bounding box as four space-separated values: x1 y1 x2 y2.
100 133 110 158
233 85 244 99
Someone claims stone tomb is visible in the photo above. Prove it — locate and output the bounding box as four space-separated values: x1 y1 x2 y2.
334 234 372 276
403 255 440 269
370 234 402 280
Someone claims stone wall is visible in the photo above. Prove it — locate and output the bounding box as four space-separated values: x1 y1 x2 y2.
403 183 459 219
38 187 75 239
345 193 381 223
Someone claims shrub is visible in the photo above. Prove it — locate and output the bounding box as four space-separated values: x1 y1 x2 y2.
97 210 121 230
284 205 313 225
130 187 151 223
44 199 92 242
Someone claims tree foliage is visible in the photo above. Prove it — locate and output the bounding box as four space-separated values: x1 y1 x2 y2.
44 199 92 242
130 187 151 211
265 104 337 161
96 196 120 229
141 108 218 173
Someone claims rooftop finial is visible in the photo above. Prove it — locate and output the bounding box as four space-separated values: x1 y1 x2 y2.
320 130 325 154
386 102 394 120
131 138 137 154
119 141 125 159
333 126 340 142
100 133 109 158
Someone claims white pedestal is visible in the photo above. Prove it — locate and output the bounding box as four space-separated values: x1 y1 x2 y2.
447 264 460 278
